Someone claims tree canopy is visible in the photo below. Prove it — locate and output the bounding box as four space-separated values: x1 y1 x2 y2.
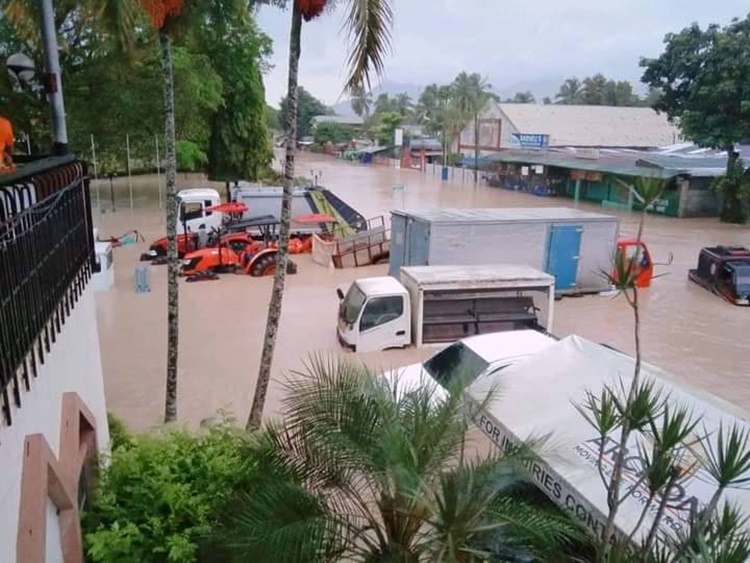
555 74 650 107
641 14 750 222
1 1 273 179
278 86 334 139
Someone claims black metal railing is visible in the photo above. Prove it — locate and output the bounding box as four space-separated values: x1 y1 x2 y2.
0 157 94 426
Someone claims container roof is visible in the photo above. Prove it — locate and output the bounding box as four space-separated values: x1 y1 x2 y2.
177 187 219 199
467 335 750 543
393 207 616 223
401 264 555 287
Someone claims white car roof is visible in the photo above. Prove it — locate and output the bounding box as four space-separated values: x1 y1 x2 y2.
461 330 556 364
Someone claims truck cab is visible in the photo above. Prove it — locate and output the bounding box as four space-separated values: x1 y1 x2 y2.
177 188 223 234
337 277 411 352
689 246 750 306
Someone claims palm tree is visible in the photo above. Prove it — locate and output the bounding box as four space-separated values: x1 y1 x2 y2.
350 84 373 120
221 356 588 560
452 72 496 184
555 77 583 105
247 0 394 430
4 0 255 423
394 92 413 117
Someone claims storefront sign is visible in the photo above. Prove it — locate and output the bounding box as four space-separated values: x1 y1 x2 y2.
511 133 549 149
570 169 604 182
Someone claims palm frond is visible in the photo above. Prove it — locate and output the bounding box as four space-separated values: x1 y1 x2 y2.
341 0 393 93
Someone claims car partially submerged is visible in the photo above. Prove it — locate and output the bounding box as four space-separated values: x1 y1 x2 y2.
688 246 750 306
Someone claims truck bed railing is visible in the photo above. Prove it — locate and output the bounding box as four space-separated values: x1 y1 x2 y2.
324 216 390 269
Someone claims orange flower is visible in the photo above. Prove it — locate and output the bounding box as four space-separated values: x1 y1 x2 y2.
297 0 326 22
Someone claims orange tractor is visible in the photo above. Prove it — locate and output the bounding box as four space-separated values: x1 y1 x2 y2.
180 215 299 280
611 238 672 289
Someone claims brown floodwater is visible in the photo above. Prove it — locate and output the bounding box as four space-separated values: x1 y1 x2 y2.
94 151 750 432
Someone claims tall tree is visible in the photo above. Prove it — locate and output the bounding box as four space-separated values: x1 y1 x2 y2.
278 85 332 139
452 71 496 183
204 13 273 181
394 92 413 117
641 15 750 223
506 91 535 103
349 84 372 120
555 77 583 105
582 73 608 105
247 0 394 430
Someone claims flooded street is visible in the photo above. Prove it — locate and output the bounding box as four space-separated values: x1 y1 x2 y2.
94 151 750 431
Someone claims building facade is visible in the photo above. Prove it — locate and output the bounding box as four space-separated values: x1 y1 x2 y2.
458 102 683 155
0 156 110 562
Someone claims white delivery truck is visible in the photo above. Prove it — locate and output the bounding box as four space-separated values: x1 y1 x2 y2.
336 264 556 353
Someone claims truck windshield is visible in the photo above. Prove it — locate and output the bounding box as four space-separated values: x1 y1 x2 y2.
423 342 489 389
341 284 367 325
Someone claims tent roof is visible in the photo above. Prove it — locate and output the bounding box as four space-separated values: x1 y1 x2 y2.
467 335 750 544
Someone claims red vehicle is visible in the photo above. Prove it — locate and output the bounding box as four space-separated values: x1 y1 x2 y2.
180 217 297 278
613 239 655 288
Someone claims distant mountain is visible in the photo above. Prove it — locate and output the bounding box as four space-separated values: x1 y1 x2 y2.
332 80 425 115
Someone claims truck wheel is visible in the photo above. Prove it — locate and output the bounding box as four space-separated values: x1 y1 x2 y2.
250 254 278 277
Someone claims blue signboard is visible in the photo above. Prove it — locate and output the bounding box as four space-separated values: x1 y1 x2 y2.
511 133 550 149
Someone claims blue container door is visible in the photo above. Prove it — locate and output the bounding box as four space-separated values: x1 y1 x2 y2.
545 224 583 291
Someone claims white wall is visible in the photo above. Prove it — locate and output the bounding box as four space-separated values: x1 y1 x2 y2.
0 285 109 563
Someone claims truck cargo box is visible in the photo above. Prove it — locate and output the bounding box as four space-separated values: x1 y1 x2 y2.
390 207 619 295
399 264 555 347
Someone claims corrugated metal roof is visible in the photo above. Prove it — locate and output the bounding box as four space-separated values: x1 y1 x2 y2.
392 207 617 223
485 150 671 178
496 103 682 148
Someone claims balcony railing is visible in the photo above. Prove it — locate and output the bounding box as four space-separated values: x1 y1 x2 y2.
0 156 95 426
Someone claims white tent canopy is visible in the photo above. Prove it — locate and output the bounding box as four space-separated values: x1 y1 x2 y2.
467 335 750 545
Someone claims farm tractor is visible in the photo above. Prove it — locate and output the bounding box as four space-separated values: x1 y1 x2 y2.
180 215 300 281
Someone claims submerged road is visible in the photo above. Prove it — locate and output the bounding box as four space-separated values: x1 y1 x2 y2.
95 151 750 431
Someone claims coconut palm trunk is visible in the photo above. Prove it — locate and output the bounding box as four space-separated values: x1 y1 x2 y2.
160 29 179 423
246 3 302 431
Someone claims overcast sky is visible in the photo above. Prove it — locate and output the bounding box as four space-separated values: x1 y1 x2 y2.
255 1 749 107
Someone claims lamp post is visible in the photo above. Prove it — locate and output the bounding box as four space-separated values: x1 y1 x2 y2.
39 0 68 155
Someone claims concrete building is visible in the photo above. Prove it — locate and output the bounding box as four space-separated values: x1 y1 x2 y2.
480 144 739 218
458 102 683 154
0 156 110 562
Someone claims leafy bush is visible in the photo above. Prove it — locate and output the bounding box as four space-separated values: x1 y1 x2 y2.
83 417 254 563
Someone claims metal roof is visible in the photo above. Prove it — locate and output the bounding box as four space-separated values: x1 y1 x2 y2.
483 147 734 179
495 103 682 148
392 207 617 224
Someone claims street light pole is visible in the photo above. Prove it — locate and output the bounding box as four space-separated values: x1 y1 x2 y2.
39 0 68 155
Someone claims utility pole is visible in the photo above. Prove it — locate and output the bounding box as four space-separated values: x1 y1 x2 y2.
39 0 68 155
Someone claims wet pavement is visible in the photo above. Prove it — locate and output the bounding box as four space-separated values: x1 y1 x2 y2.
94 151 750 432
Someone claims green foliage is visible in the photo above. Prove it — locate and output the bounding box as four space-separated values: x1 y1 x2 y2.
374 111 402 146
0 2 273 178
313 122 354 145
264 104 280 132
201 14 273 181
554 74 647 107
712 156 750 224
505 91 536 104
278 86 333 139
217 355 585 561
176 140 208 172
641 15 750 223
83 419 254 563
